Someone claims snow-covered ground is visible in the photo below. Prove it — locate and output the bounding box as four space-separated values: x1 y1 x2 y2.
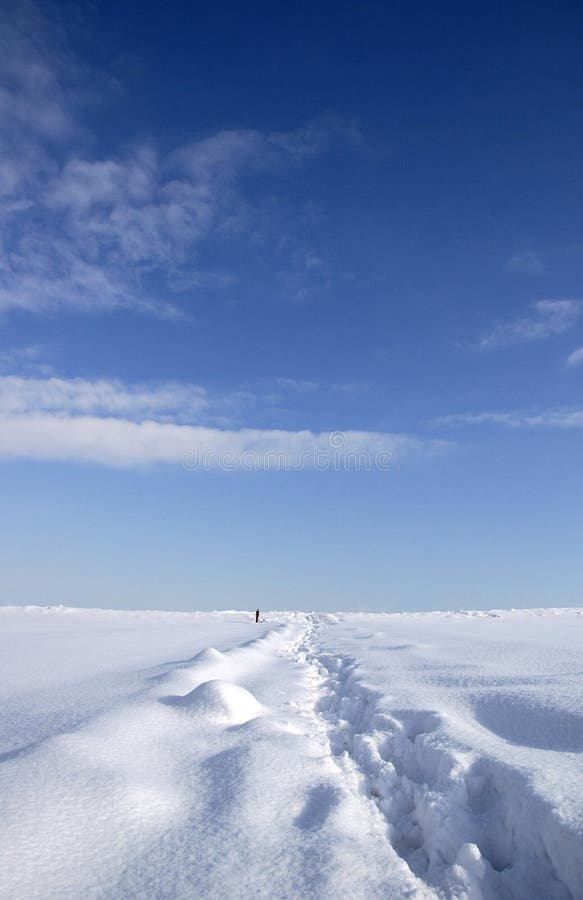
1 606 582 899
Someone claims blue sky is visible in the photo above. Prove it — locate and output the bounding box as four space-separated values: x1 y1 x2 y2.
1 0 582 611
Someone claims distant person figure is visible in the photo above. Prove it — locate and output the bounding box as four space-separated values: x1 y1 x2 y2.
255 608 260 623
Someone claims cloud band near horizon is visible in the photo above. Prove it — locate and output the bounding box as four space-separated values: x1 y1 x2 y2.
0 414 447 469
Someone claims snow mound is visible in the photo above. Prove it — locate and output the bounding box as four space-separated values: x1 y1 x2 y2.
168 679 264 724
193 647 224 662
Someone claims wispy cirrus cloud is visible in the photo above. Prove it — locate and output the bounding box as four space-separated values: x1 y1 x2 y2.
0 374 447 468
565 347 583 369
504 251 544 276
434 407 583 429
0 5 358 318
0 372 369 428
0 375 208 421
0 344 53 375
0 2 76 201
478 299 582 350
1 123 352 317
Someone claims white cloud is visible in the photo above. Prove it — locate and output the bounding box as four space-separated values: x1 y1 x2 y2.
435 408 583 428
504 251 544 276
478 299 582 349
0 373 371 429
0 344 53 375
0 414 444 469
0 119 353 316
0 3 76 204
0 3 356 321
271 377 321 392
0 374 446 468
0 376 208 420
566 347 583 368
0 248 182 318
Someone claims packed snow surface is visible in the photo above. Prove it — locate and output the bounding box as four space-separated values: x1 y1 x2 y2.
1 606 582 899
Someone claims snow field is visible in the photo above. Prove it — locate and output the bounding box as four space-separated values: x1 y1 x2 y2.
0 606 582 899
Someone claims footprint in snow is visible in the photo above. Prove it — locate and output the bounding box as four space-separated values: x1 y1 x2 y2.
294 783 341 832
